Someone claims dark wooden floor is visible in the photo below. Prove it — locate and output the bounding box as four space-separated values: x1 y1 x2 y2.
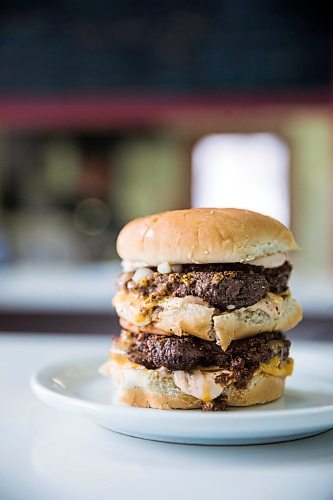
0 311 332 341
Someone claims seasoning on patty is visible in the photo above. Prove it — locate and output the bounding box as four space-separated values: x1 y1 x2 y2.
117 261 292 312
125 330 290 385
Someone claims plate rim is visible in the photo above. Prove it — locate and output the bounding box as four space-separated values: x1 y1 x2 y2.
31 356 333 420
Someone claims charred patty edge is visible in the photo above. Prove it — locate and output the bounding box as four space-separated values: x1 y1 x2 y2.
123 330 291 388
117 262 292 312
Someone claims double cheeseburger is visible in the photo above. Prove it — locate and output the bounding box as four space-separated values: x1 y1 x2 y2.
101 208 302 411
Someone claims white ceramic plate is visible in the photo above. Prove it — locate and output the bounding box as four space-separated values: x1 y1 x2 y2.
31 358 333 445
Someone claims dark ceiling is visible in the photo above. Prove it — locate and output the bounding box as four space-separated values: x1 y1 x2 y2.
0 1 330 94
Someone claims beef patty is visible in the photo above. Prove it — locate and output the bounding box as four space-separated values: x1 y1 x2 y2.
119 262 291 311
126 331 290 387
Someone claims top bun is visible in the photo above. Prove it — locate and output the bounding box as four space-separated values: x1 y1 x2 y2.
116 208 299 266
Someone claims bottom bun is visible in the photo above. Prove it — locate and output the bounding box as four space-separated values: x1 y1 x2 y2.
225 375 284 407
100 360 286 410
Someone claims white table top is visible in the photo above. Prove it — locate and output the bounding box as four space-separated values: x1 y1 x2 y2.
1 333 333 500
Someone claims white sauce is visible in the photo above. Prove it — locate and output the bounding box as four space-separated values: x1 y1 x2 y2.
122 260 183 273
173 370 224 402
157 262 172 274
132 267 154 283
122 253 287 273
247 253 287 268
122 260 150 272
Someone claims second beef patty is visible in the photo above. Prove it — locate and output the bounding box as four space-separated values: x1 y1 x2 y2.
125 330 290 378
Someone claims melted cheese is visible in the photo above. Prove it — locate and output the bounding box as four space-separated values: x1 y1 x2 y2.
105 332 144 371
113 291 157 326
260 357 294 377
108 352 140 369
173 370 224 402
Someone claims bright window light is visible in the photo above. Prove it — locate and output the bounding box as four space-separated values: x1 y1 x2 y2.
192 133 290 226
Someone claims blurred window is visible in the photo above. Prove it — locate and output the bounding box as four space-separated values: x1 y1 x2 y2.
192 133 290 226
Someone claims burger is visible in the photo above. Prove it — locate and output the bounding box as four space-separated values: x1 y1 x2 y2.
100 208 302 411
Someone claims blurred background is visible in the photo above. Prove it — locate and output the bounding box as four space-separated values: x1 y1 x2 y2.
0 1 332 337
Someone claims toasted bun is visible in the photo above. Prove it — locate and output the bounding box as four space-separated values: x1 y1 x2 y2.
119 374 285 409
116 208 299 266
113 291 302 350
100 360 285 409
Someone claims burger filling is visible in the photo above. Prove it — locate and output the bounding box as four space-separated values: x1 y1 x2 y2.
108 260 295 411
116 262 291 312
111 330 292 392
